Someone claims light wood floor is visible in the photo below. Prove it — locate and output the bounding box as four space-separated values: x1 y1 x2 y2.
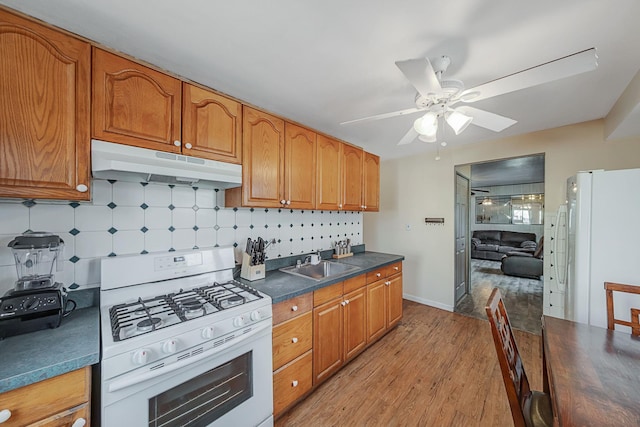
275 300 542 427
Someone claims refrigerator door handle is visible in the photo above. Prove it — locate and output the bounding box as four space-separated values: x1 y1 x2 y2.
553 204 568 291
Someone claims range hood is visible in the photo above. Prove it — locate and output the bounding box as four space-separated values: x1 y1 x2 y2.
91 140 242 189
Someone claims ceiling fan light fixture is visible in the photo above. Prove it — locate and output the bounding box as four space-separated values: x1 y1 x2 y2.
418 134 437 143
446 110 473 135
413 112 438 136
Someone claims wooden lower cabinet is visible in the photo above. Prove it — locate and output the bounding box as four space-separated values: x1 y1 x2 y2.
367 279 388 342
274 263 403 418
0 366 90 427
272 294 313 418
344 286 367 360
313 296 344 384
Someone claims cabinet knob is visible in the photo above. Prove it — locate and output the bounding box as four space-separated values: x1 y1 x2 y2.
394 266 399 271
185 142 193 149
71 419 87 427
0 409 11 423
341 301 347 306
292 337 298 344
291 305 298 312
281 200 287 205
376 273 381 278
292 380 299 387
286 200 291 205
345 299 350 304
338 204 343 209
386 281 391 286
76 184 88 193
364 205 367 209
174 140 182 147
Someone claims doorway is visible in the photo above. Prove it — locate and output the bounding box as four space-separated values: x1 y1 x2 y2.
454 155 545 335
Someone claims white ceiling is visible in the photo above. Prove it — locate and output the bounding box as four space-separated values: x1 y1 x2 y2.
3 0 640 160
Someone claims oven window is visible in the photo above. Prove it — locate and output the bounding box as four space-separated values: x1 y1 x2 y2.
148 351 252 427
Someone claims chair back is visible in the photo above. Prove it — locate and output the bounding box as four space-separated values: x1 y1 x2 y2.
485 288 530 427
532 236 544 259
604 282 640 336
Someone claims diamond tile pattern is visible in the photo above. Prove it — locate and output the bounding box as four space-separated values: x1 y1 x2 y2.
0 180 363 294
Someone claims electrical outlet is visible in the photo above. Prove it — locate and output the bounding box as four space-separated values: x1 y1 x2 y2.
405 224 411 231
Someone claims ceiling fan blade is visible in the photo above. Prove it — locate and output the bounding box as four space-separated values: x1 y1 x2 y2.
460 48 598 103
457 106 517 132
395 58 442 98
397 127 418 145
340 107 424 125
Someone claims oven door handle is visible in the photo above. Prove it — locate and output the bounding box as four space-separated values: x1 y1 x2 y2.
107 321 271 393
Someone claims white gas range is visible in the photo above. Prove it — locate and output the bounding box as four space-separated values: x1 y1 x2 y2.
99 247 273 427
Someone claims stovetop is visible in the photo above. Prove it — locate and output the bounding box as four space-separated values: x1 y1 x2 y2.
109 279 262 342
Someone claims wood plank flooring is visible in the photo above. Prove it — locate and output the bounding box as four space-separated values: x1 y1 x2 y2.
275 300 542 427
455 259 543 335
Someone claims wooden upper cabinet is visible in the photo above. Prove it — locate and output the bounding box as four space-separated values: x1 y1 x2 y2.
92 48 182 151
285 123 316 209
363 151 380 211
316 135 342 210
0 9 91 200
239 107 285 207
182 83 242 163
342 144 363 211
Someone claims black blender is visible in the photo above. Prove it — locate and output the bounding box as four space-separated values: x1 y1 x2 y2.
0 232 74 339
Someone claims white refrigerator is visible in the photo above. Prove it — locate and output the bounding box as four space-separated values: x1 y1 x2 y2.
561 169 640 329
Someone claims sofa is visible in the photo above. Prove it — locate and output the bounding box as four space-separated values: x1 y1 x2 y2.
501 237 544 279
471 230 537 261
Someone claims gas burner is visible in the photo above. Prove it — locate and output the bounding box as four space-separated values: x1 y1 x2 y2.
182 301 204 312
137 317 162 332
134 308 148 316
220 295 245 309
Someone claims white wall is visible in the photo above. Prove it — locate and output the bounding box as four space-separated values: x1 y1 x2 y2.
364 119 640 311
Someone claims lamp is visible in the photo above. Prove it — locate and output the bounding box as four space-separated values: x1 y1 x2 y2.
418 134 437 143
413 112 438 136
445 109 473 135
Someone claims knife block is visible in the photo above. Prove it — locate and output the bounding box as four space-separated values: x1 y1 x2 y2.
240 252 265 281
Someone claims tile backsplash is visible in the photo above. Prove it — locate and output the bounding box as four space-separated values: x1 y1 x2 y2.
0 179 363 294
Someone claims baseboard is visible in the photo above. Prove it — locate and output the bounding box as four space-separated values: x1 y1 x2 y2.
403 293 454 312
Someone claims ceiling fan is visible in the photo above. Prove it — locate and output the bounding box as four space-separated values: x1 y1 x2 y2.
341 48 598 146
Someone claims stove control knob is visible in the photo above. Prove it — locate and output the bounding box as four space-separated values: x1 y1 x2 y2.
132 349 150 365
250 310 262 321
162 339 178 354
233 316 245 327
201 326 215 339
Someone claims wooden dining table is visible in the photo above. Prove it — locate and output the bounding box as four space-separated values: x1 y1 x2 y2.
542 315 640 426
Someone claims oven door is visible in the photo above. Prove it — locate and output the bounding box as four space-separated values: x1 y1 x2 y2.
102 323 273 427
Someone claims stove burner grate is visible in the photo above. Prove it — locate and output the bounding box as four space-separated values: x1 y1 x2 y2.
108 280 263 341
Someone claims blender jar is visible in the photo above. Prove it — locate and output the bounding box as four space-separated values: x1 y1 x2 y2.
8 232 64 289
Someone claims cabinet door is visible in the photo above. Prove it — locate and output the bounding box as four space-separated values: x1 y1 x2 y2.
92 48 182 151
363 151 380 212
272 311 312 371
273 350 312 417
316 135 342 210
344 287 367 361
284 123 316 209
387 273 403 329
342 144 364 211
313 297 343 385
0 10 91 200
239 107 285 207
182 83 242 163
367 280 387 343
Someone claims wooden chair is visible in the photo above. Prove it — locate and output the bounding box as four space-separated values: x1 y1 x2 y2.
604 282 640 336
485 288 552 427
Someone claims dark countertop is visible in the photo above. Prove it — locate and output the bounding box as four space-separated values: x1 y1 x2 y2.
243 251 405 303
0 306 100 393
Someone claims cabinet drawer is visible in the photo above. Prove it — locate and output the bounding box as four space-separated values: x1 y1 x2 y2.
272 311 313 371
366 267 387 284
313 281 343 307
273 350 313 416
273 293 312 325
30 403 89 427
386 262 402 276
0 367 89 427
343 274 366 294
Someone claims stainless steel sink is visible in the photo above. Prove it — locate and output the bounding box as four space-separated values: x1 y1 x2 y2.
279 260 360 281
